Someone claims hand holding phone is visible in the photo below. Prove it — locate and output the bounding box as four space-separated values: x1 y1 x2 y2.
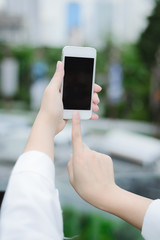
62 46 97 119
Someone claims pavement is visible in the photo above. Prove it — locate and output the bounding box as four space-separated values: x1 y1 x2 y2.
1 110 160 212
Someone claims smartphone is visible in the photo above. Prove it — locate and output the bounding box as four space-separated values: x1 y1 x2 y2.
62 46 96 119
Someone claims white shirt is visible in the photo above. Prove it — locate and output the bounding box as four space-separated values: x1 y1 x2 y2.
0 151 64 240
142 199 160 240
0 150 160 240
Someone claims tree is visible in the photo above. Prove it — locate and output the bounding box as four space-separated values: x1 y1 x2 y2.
137 0 160 125
138 0 160 68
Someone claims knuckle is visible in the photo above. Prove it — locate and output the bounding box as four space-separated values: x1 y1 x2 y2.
106 155 112 161
105 155 113 164
68 173 73 184
43 85 51 96
67 160 72 170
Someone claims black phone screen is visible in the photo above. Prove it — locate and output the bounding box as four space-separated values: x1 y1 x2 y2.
63 56 94 110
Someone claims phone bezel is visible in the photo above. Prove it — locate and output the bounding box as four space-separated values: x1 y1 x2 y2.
62 46 96 120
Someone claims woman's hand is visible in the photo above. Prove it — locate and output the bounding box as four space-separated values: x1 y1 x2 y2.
39 61 66 135
40 61 102 136
68 111 116 210
68 111 153 230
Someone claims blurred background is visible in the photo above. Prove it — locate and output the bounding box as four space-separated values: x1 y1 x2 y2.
0 0 160 239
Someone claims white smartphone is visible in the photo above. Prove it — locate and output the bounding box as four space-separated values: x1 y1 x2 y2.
62 46 97 120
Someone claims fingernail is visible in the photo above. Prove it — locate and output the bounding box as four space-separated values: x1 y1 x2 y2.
74 111 80 119
56 61 62 71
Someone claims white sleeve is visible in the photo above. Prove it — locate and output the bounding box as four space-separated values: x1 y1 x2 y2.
0 151 64 240
142 199 160 240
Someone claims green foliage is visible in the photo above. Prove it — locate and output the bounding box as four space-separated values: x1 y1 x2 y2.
0 43 152 122
121 44 151 121
138 0 160 67
114 222 143 240
103 44 151 121
97 49 108 73
0 43 5 60
12 46 33 105
0 44 62 105
63 207 143 240
45 47 61 77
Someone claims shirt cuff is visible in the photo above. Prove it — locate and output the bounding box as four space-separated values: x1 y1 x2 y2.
12 151 55 187
142 199 160 240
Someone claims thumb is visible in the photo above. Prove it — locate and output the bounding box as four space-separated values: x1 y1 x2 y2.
72 111 82 153
51 61 64 89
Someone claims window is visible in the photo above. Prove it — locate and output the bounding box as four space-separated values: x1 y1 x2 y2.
67 2 81 33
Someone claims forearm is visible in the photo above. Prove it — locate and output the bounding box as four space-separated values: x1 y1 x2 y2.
102 185 153 230
24 111 56 161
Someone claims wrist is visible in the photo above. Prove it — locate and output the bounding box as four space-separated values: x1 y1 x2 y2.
101 184 152 229
38 110 57 137
99 183 121 213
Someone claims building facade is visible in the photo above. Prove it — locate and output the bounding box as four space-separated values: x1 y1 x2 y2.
0 0 154 48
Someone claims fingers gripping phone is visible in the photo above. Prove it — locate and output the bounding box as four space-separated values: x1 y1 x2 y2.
62 46 97 119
